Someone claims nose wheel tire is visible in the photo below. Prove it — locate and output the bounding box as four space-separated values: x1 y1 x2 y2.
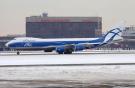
17 51 20 55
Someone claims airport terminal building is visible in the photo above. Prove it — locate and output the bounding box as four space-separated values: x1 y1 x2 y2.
122 26 135 49
26 13 102 38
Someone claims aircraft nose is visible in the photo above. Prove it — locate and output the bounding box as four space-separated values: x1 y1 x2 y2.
5 42 9 47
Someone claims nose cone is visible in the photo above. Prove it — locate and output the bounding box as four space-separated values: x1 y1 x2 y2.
5 42 9 47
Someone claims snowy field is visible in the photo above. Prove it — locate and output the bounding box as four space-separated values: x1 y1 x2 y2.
0 50 135 87
0 50 135 66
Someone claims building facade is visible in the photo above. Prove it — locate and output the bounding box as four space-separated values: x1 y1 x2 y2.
26 13 102 38
122 26 135 39
121 26 135 49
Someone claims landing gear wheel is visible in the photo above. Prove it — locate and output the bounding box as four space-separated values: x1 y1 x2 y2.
17 51 20 55
57 52 63 54
64 49 72 54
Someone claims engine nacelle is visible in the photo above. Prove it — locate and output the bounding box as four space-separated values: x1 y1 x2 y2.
56 46 65 54
75 44 86 51
44 47 55 52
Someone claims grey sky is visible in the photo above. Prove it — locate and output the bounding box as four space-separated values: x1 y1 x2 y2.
0 0 135 36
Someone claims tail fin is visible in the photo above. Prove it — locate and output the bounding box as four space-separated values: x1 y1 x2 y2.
102 24 124 43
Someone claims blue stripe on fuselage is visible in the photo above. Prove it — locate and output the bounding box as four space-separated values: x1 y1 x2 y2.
9 38 103 48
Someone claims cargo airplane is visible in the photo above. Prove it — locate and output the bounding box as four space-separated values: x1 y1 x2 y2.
5 25 124 55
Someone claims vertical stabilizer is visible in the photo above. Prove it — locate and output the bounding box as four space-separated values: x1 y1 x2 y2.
102 23 124 43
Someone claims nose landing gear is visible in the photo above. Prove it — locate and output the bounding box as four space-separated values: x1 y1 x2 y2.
17 51 20 55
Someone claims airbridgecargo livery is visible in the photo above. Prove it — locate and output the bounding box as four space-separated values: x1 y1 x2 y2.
5 24 124 55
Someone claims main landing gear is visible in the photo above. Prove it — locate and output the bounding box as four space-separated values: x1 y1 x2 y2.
57 49 73 54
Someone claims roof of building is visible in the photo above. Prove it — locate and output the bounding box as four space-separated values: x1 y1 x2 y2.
26 13 102 22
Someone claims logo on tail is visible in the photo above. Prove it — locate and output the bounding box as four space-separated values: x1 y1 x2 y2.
102 26 124 43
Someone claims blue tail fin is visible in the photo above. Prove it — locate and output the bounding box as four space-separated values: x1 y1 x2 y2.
102 25 124 43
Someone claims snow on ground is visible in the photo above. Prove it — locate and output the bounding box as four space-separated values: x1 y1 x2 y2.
0 65 135 82
0 50 135 66
0 50 135 87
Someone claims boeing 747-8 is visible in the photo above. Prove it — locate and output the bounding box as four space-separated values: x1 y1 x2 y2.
5 24 124 55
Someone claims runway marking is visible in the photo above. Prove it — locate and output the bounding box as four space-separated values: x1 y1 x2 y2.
0 51 135 56
1 63 135 67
